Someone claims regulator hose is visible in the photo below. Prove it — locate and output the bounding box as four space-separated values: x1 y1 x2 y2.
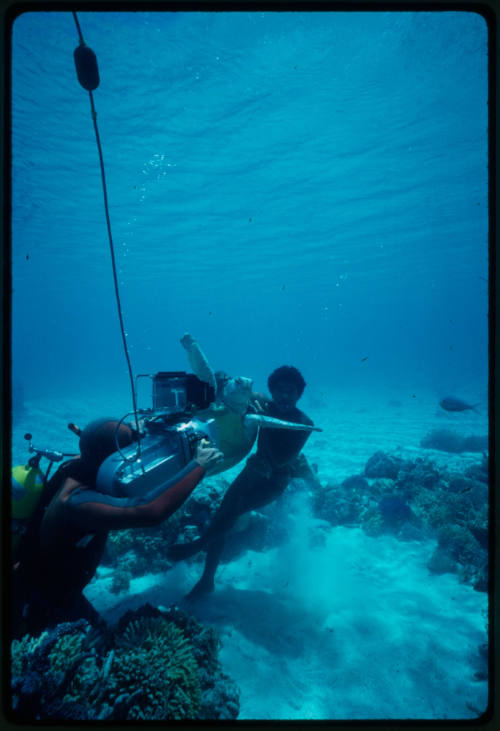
71 12 141 448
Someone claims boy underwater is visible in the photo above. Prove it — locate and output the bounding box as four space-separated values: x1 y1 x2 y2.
168 362 315 598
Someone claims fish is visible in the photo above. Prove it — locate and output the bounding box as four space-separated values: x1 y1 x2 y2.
439 396 480 413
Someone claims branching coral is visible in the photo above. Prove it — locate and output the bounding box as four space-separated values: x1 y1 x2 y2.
48 629 86 675
11 620 94 720
11 631 49 678
109 616 202 719
10 605 239 722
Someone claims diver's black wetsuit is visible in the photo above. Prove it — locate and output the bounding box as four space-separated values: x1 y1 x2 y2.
12 457 205 638
169 401 313 596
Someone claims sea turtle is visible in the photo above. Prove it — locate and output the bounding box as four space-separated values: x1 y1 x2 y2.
194 375 321 475
180 333 321 474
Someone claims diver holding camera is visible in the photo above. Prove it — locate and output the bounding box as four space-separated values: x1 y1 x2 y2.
11 378 224 639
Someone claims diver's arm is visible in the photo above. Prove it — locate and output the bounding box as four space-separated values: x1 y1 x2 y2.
65 444 223 531
180 333 217 391
65 460 206 531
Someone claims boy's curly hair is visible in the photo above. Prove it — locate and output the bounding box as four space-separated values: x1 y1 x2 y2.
267 366 306 397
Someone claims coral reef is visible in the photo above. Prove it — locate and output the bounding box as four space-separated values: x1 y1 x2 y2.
109 616 202 719
342 474 370 492
311 481 367 527
11 619 94 720
465 453 489 483
311 450 489 591
378 494 413 527
420 429 488 454
10 605 239 721
364 451 403 479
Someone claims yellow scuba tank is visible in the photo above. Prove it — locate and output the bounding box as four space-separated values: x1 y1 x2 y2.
11 431 72 556
11 463 45 553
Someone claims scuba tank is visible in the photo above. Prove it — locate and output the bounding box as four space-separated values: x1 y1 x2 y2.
11 433 74 556
12 464 44 551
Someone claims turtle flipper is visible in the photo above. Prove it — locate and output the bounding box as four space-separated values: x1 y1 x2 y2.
244 414 322 432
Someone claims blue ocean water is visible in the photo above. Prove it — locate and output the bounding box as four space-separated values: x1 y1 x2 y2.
10 9 490 722
12 10 488 406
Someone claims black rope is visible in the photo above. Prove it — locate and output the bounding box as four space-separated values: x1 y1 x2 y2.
72 11 84 45
72 12 140 441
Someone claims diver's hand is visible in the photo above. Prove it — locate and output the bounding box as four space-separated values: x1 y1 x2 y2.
180 332 196 350
194 443 224 474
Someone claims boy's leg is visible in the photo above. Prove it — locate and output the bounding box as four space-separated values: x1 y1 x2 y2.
185 534 226 599
168 465 254 561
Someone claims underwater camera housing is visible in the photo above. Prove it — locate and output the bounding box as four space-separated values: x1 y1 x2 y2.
96 372 216 499
150 371 215 413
